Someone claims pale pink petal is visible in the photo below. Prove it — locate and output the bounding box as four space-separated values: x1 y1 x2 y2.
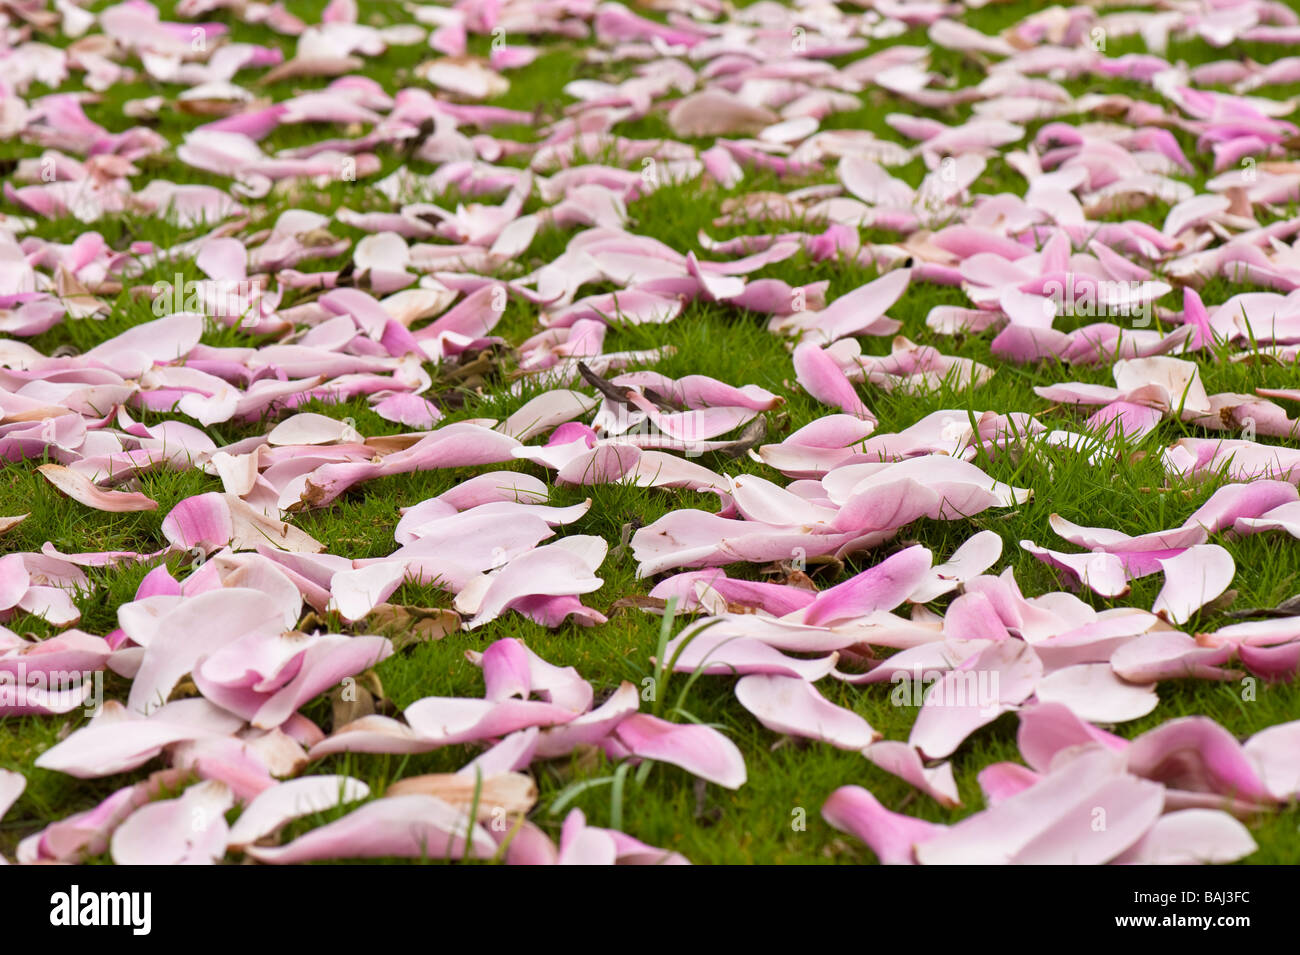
38 464 157 512
916 748 1163 864
499 390 599 441
34 699 244 777
908 639 1043 759
664 629 838 681
110 780 234 865
556 808 618 865
502 820 561 865
459 542 604 630
864 741 961 807
534 682 639 759
245 795 495 862
1016 702 1129 773
403 697 579 747
977 762 1040 805
373 393 442 429
1033 663 1158 723
1111 809 1257 865
1125 717 1273 804
227 776 370 850
797 545 932 627
792 341 875 420
1244 721 1300 801
734 674 880 750
821 785 946 865
909 531 1003 603
613 713 746 789
1020 541 1130 597
0 769 24 822
1110 631 1238 682
126 588 296 715
266 413 358 446
308 715 438 757
603 828 691 865
1183 480 1299 533
161 493 234 552
329 562 407 622
1151 544 1235 624
0 553 30 610
458 728 540 778
196 633 393 729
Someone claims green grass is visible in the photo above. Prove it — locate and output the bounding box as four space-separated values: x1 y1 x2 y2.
4 0 1300 864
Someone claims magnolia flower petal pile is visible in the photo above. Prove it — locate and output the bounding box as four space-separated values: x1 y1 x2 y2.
3 0 1300 867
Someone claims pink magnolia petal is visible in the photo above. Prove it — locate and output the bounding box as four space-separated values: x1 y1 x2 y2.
266 413 358 446
246 794 495 862
613 713 746 790
329 562 407 622
665 629 838 681
479 638 532 703
908 531 1003 603
227 775 370 850
650 568 818 617
1033 664 1158 723
373 393 443 429
1020 541 1130 597
472 638 592 713
37 464 157 512
499 389 600 441
436 472 549 510
0 554 31 610
1110 631 1238 682
110 780 234 865
459 542 604 630
502 820 561 865
976 762 1040 805
908 638 1043 759
805 268 911 344
864 741 961 807
34 699 244 777
161 493 234 552
16 769 194 864
17 585 82 628
1125 717 1273 804
1183 480 1299 533
308 715 437 758
1238 640 1300 681
603 828 691 865
793 342 875 420
1233 501 1300 541
942 591 1011 642
1016 702 1129 773
458 728 541 778
1244 721 1300 801
555 808 620 865
84 312 204 375
1151 544 1235 624
0 769 24 822
534 682 639 759
404 697 579 747
125 587 297 714
821 785 945 865
915 748 1164 865
797 545 932 627
1111 809 1257 865
196 633 393 729
734 674 880 750
227 496 324 553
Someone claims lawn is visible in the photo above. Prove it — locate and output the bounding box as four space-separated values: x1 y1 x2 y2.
3 0 1300 864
